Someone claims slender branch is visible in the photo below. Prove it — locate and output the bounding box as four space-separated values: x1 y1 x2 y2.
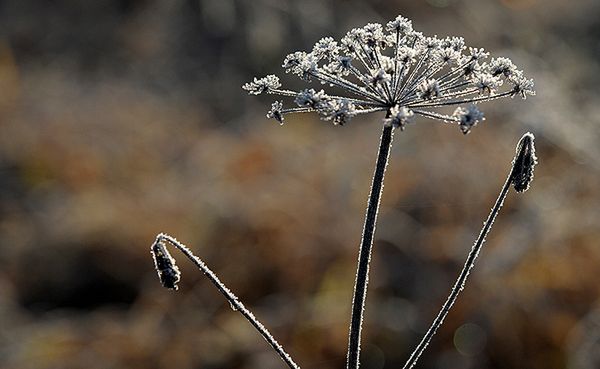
401 132 537 369
391 30 401 94
150 233 301 369
412 109 459 122
407 90 512 108
346 123 395 369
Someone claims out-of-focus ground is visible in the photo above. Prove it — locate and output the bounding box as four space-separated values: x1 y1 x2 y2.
1 0 599 368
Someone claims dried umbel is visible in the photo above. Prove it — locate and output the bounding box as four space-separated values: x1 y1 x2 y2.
151 13 538 369
243 15 534 133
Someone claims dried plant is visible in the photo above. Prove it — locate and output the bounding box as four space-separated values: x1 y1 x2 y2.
151 14 537 369
242 15 533 131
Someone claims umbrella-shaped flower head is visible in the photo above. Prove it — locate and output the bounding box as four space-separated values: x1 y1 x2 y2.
243 15 534 134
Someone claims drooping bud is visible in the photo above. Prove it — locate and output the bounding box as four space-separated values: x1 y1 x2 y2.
151 240 181 290
511 132 537 193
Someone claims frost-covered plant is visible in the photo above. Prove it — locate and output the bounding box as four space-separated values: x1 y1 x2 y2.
151 14 537 369
243 15 533 133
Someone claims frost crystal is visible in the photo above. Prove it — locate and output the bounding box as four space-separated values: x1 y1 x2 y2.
454 104 485 135
244 14 534 133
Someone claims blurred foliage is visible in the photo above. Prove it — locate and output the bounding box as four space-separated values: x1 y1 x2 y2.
1 0 600 368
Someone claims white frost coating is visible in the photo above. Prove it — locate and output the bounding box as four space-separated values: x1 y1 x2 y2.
152 233 301 369
401 133 536 369
244 14 533 131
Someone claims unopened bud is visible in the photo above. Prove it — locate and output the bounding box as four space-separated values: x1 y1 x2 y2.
511 132 537 193
151 240 181 290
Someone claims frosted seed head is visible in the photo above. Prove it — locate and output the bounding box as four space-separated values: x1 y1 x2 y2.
369 69 391 87
454 104 485 134
283 52 319 81
323 55 353 77
406 30 424 42
475 73 503 95
512 132 537 192
441 36 466 53
295 89 330 109
397 46 418 64
384 106 414 130
323 99 356 125
245 14 534 128
489 57 517 77
386 15 413 33
267 101 285 124
469 47 489 61
282 51 303 69
417 79 442 100
379 56 395 75
242 75 281 95
151 241 181 290
312 37 339 61
434 47 461 65
508 71 536 99
462 60 482 78
361 23 385 48
420 35 442 50
340 34 357 54
342 28 365 51
333 100 356 125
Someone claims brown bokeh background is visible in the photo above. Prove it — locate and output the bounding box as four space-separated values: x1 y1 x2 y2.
1 0 599 368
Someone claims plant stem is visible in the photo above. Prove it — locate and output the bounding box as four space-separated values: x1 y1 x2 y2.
151 233 301 369
401 176 511 369
401 132 537 369
346 124 395 369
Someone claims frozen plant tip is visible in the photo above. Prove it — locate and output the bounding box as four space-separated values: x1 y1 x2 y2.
511 132 537 192
243 14 534 132
150 234 300 369
151 240 181 290
402 132 538 369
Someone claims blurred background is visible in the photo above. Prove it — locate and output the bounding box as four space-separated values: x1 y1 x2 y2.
1 0 599 368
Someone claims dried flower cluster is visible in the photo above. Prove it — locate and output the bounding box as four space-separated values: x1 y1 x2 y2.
152 14 538 369
243 15 534 134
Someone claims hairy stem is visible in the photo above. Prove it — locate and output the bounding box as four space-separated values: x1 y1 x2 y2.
346 124 395 369
151 233 301 369
402 133 537 369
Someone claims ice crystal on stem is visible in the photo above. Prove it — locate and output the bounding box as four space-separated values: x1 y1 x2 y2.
244 15 534 133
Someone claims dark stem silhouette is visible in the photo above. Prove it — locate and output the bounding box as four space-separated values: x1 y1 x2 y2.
150 233 301 369
346 123 395 369
402 132 537 369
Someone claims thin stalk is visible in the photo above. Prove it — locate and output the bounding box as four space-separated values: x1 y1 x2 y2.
151 233 301 369
346 123 395 369
401 133 537 369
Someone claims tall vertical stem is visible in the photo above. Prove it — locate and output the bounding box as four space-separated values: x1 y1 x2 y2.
346 124 395 369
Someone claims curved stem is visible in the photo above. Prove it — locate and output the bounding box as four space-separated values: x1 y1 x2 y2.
402 132 537 369
151 233 301 369
346 124 395 369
